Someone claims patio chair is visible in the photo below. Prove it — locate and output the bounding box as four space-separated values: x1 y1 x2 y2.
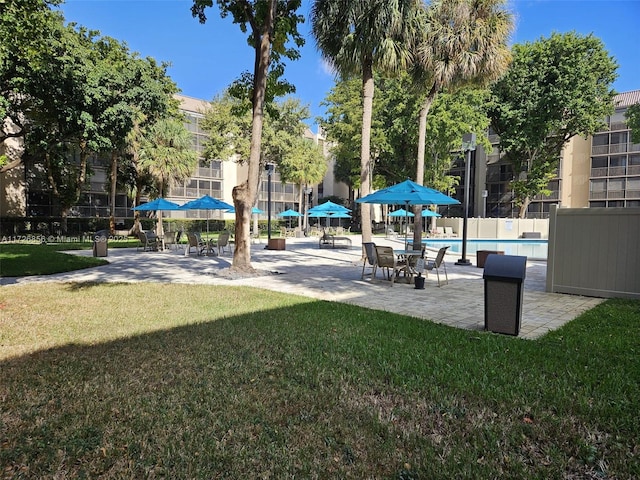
374 245 405 286
137 230 159 252
216 231 231 255
386 226 398 239
426 246 450 286
164 230 182 251
444 226 458 238
184 232 207 256
361 242 377 280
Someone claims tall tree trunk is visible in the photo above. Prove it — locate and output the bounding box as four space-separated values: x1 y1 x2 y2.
413 88 438 249
109 151 117 234
232 0 276 270
519 197 530 218
360 60 374 243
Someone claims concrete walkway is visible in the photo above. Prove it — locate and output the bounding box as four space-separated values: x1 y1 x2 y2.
1 235 603 339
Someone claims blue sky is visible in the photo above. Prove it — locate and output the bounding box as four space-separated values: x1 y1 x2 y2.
59 0 640 128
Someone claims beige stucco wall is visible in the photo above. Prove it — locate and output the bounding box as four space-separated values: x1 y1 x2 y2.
0 164 26 217
561 135 591 208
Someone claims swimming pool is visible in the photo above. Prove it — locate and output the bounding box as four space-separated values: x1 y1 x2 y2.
419 238 548 260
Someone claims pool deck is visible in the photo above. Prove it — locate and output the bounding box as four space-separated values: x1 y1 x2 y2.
1 235 603 340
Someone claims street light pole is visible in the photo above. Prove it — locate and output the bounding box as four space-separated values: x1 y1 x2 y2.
456 133 476 266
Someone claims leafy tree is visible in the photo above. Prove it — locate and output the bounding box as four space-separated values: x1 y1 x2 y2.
311 0 423 243
320 74 491 207
87 36 179 232
138 117 198 235
626 103 640 144
319 77 364 190
22 23 105 232
201 94 325 228
0 0 63 170
192 0 304 270
410 0 511 245
279 135 327 228
489 32 618 217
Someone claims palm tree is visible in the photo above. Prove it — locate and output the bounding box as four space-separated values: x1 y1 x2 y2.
411 0 512 246
139 117 198 235
311 0 423 243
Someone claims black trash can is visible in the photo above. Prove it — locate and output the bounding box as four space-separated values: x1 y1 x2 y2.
483 254 527 336
92 229 109 257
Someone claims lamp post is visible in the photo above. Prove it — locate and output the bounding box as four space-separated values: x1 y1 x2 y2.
265 163 275 245
456 133 476 266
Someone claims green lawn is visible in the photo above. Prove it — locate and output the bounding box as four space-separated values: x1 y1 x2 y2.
1 279 638 479
0 240 148 277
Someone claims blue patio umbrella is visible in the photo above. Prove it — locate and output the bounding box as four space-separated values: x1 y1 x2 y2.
226 206 264 214
308 200 351 214
308 211 329 218
278 208 302 228
357 179 459 248
329 210 352 228
356 179 459 207
179 194 234 234
389 208 414 234
132 198 180 211
132 197 181 236
277 209 302 217
309 201 350 229
389 208 415 217
421 209 442 217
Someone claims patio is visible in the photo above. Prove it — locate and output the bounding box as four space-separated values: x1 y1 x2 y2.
1 235 603 339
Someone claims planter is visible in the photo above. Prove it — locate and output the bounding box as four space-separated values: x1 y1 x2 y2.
414 275 425 289
267 238 286 250
477 250 504 268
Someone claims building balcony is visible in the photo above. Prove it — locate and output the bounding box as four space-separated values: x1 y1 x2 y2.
591 145 609 155
589 191 607 200
590 167 608 177
607 190 625 199
626 189 640 199
609 144 628 154
609 121 628 131
609 166 627 176
628 165 640 175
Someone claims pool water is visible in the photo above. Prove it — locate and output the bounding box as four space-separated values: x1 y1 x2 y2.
421 238 548 260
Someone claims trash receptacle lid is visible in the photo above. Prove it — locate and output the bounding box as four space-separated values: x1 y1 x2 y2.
483 254 527 280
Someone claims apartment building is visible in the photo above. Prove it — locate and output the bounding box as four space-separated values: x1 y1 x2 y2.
460 89 639 219
0 94 344 226
1 91 637 224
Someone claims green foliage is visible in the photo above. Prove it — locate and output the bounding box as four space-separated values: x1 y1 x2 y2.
138 117 198 196
0 0 64 147
321 74 492 194
201 94 323 186
278 135 327 188
626 103 640 144
489 32 618 216
423 89 492 194
0 243 108 276
3 1 179 228
191 0 304 108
